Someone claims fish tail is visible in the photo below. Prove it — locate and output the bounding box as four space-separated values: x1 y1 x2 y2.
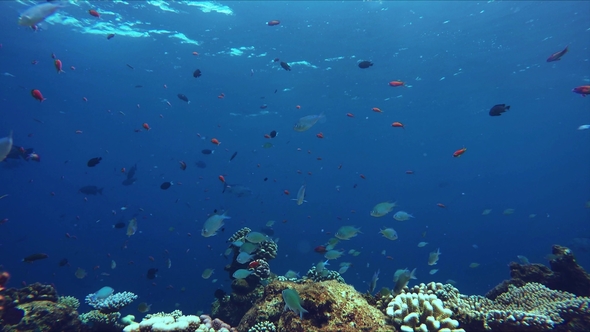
98 188 104 195
505 105 510 110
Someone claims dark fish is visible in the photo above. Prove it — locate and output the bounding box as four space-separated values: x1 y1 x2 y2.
146 268 158 279
222 182 252 197
122 178 136 186
107 33 115 40
23 253 48 263
193 69 202 78
87 157 102 167
264 177 268 181
274 89 277 93
177 94 190 104
229 152 238 162
179 161 187 170
113 222 125 229
4 146 34 161
269 130 278 138
280 62 291 71
260 226 274 236
58 258 68 267
489 104 511 116
126 64 134 70
260 104 268 109
201 149 214 155
135 85 143 88
196 161 207 169
79 185 103 195
127 164 137 179
358 60 373 69
160 182 172 190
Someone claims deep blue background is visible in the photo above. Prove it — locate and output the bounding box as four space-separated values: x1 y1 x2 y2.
1 0 589 321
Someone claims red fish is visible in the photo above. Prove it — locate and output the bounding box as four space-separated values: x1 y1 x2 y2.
314 245 327 254
388 80 405 87
267 20 280 26
142 123 151 131
546 46 568 62
88 9 100 18
211 138 221 145
392 122 405 129
54 59 64 73
453 147 467 158
31 89 46 102
572 85 590 97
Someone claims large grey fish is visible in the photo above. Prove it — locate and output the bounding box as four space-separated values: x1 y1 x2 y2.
79 185 103 195
222 182 252 197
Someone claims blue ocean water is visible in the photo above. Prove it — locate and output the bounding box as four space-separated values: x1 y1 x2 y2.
1 0 589 319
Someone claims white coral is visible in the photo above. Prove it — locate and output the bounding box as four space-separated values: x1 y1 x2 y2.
387 292 463 332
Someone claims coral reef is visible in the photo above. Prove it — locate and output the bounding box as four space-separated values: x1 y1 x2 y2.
305 265 345 283
122 310 237 332
400 281 590 331
0 283 81 332
248 320 277 332
237 280 390 332
84 291 138 313
213 227 279 326
486 245 590 299
79 310 123 332
58 296 80 310
386 291 464 332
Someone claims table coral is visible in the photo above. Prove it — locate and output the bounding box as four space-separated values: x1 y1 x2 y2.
237 280 390 332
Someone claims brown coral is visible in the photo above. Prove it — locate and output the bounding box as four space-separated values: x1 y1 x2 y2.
237 280 390 332
1 300 81 332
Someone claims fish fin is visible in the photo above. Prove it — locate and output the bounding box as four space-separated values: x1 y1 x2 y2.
98 188 103 195
505 105 510 110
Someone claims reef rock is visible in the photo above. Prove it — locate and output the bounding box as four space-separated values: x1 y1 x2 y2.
486 245 590 299
1 300 81 332
237 280 390 332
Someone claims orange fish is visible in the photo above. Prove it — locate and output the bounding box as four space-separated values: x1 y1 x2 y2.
267 20 280 26
360 174 366 179
316 132 324 139
75 130 83 134
372 107 382 113
82 97 88 102
211 138 220 145
121 168 126 173
264 134 270 139
437 203 446 208
392 122 405 129
31 89 46 102
218 175 225 183
70 66 75 70
54 59 64 74
88 9 100 18
346 113 354 117
388 80 405 87
453 147 467 158
284 190 290 195
546 46 568 62
142 123 151 131
296 105 301 109
192 51 199 56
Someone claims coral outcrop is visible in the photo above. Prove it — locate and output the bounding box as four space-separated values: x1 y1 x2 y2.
0 283 81 332
237 280 390 332
486 245 590 299
400 281 590 331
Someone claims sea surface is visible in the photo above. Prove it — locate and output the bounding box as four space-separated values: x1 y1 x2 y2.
0 0 589 318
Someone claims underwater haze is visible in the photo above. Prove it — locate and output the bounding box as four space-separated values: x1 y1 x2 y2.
1 0 589 317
